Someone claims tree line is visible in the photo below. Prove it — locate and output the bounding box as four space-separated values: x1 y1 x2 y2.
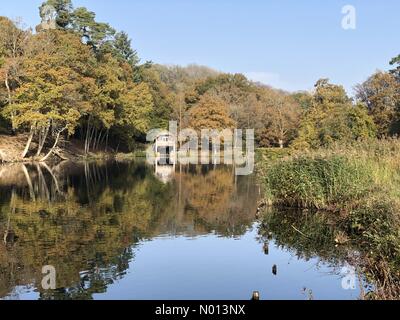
1 0 400 160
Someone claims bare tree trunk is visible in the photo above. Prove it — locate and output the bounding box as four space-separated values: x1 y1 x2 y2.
96 130 103 150
91 127 98 151
4 73 15 132
85 120 91 155
105 129 109 152
89 125 96 152
21 126 35 159
116 141 120 153
99 130 106 149
40 128 66 162
36 125 50 157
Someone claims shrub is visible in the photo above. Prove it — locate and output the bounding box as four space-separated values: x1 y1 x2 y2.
265 156 373 209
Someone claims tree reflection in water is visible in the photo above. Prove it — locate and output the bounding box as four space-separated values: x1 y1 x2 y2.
0 160 259 299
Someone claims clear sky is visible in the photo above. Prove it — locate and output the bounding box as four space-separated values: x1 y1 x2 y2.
2 0 399 94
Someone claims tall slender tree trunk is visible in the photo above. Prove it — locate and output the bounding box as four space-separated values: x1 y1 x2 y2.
85 119 91 155
40 128 66 162
21 126 35 159
36 125 50 157
91 127 98 151
96 130 103 150
105 129 109 152
89 125 96 152
4 73 15 133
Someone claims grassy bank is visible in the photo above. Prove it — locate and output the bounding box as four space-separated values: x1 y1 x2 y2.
257 139 400 299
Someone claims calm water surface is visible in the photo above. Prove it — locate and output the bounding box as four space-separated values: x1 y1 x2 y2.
0 161 366 300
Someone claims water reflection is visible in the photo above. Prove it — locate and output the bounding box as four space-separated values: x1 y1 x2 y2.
154 159 175 184
0 161 371 300
0 161 259 299
257 208 372 298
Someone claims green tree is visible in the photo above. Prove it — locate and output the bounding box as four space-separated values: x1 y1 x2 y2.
292 91 313 111
0 17 30 132
355 71 400 136
390 54 400 80
139 66 175 130
294 79 376 149
79 53 154 153
71 7 115 51
39 0 73 30
113 82 153 150
81 53 123 154
112 31 139 67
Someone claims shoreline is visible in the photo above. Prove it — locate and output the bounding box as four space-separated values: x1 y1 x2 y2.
0 134 148 164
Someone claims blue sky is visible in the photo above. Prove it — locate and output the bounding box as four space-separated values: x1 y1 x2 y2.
1 0 399 94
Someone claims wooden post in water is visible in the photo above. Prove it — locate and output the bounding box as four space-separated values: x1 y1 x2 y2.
272 265 277 276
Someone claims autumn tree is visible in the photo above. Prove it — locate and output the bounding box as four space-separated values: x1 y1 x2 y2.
192 74 254 124
0 17 30 132
4 30 96 159
189 74 263 136
187 73 307 148
355 71 400 136
259 93 301 148
141 64 220 130
112 82 153 150
189 95 236 132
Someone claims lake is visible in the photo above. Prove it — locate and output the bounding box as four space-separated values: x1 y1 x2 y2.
0 160 367 300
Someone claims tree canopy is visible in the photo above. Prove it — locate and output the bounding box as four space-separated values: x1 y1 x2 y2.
293 79 376 149
355 71 400 136
1 0 400 158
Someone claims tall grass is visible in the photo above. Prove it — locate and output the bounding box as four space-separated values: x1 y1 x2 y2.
261 138 400 210
258 138 400 299
266 156 373 210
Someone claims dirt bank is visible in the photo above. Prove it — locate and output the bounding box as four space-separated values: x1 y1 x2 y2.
0 134 115 163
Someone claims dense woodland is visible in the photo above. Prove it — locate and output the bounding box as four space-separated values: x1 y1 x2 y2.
0 0 400 160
